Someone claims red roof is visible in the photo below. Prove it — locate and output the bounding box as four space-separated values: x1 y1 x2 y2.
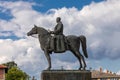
0 65 7 69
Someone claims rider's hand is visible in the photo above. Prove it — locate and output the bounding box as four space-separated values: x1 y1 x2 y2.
48 29 50 32
50 31 54 34
48 29 54 34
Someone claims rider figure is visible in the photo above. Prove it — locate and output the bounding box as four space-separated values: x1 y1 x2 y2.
49 17 66 52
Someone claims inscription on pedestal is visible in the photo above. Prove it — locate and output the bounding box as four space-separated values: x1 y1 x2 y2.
41 70 91 80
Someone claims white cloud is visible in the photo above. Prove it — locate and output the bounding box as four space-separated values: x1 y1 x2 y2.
117 70 120 75
0 56 10 63
0 38 47 76
52 59 79 70
0 0 120 79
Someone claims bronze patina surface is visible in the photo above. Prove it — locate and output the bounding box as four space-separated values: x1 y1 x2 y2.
27 17 88 70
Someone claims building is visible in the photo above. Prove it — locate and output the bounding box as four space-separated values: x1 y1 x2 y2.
92 68 120 80
0 65 7 80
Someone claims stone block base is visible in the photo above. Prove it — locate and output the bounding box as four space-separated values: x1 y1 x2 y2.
41 70 91 80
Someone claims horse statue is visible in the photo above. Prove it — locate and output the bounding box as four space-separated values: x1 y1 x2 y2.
27 25 88 70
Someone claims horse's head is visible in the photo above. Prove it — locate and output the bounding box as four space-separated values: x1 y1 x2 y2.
27 25 49 37
27 25 38 36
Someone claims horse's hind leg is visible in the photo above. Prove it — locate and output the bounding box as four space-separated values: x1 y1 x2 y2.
77 51 87 70
71 50 87 70
71 50 83 70
81 53 87 70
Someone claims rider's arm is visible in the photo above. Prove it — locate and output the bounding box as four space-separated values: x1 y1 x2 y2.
54 24 62 34
53 23 63 34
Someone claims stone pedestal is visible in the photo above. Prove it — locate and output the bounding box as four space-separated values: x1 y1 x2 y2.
41 70 91 80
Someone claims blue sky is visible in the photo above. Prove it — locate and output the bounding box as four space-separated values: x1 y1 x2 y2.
32 0 104 12
0 0 104 20
0 0 120 79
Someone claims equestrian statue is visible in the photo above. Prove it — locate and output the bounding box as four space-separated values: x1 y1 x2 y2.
27 17 88 70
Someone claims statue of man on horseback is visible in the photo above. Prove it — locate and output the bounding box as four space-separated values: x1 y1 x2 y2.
48 17 67 53
27 17 88 70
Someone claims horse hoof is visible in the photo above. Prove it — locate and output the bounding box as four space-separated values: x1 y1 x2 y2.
83 66 86 70
46 67 51 70
78 67 86 70
79 67 82 70
83 68 86 70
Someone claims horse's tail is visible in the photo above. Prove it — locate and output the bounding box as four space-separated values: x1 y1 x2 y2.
79 35 88 58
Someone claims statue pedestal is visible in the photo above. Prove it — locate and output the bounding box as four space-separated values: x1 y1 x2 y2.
41 70 91 80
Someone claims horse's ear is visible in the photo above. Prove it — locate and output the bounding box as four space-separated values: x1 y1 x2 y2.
34 24 37 28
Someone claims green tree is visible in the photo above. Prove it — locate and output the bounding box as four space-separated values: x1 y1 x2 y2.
3 61 17 69
6 67 28 80
2 61 29 80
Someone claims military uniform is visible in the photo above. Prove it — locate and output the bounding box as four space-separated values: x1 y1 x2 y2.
50 21 66 52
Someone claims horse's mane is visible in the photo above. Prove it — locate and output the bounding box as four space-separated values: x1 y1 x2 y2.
37 26 49 35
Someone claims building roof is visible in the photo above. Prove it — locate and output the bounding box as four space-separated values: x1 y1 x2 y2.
0 65 7 69
92 70 120 78
0 65 8 73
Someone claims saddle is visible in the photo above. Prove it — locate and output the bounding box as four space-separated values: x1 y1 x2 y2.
49 35 68 53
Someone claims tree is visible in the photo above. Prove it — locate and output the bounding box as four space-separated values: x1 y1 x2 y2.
2 61 17 70
2 61 29 80
6 67 26 80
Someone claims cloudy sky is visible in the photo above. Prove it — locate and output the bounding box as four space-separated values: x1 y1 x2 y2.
0 0 120 79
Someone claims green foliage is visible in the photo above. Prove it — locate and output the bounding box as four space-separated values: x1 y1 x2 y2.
6 67 28 80
3 61 17 70
2 61 29 80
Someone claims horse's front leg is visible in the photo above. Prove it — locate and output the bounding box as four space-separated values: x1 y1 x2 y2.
44 49 51 70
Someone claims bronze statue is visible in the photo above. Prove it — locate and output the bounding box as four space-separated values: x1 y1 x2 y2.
49 17 66 52
27 17 88 70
